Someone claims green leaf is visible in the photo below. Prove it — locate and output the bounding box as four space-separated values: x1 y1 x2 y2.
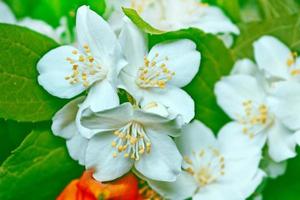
0 119 33 164
0 128 83 200
262 148 300 200
0 24 66 122
122 8 164 35
232 13 300 60
125 9 233 132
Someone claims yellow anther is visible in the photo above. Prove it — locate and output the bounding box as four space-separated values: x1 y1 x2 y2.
113 152 117 158
185 167 195 175
111 141 117 147
72 50 78 55
184 156 193 165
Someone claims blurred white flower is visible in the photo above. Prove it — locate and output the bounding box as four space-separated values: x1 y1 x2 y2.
107 0 239 46
0 1 65 42
79 102 183 182
118 19 201 124
215 73 299 162
146 120 264 200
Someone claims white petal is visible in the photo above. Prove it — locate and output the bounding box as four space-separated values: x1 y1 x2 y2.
66 131 88 165
119 17 147 75
135 130 182 182
76 6 119 65
148 39 201 87
147 171 197 200
85 132 134 181
37 45 86 98
254 36 291 79
81 103 133 131
133 110 181 137
231 59 259 76
268 81 300 130
192 6 240 35
51 97 84 139
176 120 217 158
0 2 16 23
193 184 241 200
264 159 287 179
218 122 266 159
238 170 266 198
76 80 120 139
141 100 169 118
266 120 297 162
142 86 195 123
214 75 266 120
217 33 234 48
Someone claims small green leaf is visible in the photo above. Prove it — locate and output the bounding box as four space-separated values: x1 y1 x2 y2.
232 13 300 60
0 24 66 122
0 128 83 200
124 9 233 132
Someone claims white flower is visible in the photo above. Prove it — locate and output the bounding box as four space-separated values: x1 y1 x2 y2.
37 5 126 99
107 0 239 46
146 120 264 200
0 1 65 42
80 102 183 182
253 36 300 81
118 18 201 123
215 73 299 162
252 36 300 135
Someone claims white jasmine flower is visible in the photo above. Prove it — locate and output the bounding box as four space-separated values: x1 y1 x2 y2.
80 102 182 182
37 5 127 101
118 19 201 123
146 120 264 200
107 0 239 46
253 36 300 81
215 74 299 162
0 1 65 42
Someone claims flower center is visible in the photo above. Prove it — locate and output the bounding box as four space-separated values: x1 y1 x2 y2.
136 53 175 89
111 121 151 161
238 100 272 139
65 45 107 88
287 52 299 76
183 148 225 188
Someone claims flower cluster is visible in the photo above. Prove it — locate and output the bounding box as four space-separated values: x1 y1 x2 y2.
35 1 298 200
215 36 300 165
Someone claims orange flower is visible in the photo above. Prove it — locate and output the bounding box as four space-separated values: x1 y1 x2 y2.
57 170 140 200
